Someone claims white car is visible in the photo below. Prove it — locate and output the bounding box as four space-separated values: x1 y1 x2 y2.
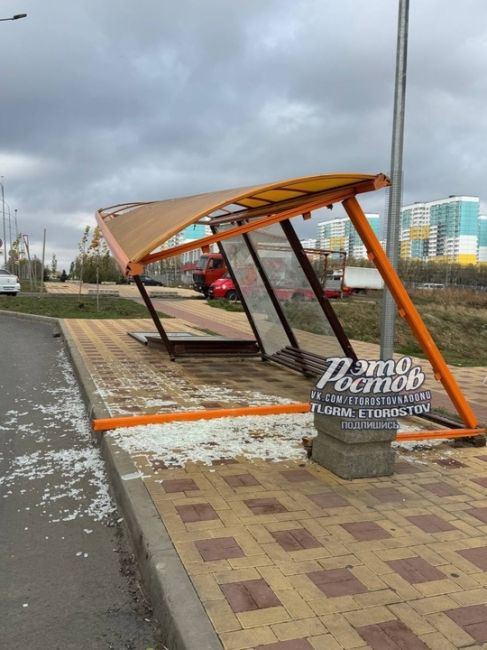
0 268 20 296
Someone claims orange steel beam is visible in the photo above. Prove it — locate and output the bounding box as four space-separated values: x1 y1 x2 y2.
138 180 386 266
342 196 478 429
92 402 311 432
396 428 485 442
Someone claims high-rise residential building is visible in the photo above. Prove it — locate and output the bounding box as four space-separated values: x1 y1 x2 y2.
479 216 487 264
400 196 480 264
317 214 379 259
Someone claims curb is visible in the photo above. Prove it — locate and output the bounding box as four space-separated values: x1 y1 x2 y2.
58 320 222 650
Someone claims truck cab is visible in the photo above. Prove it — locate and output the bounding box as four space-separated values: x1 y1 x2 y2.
192 253 226 295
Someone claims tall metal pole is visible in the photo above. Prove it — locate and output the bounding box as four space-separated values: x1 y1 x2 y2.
1 179 6 268
380 0 410 359
41 228 46 292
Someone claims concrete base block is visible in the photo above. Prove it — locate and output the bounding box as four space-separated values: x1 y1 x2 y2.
312 413 396 480
312 431 395 480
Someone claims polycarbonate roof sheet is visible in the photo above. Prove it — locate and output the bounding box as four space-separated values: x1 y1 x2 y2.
100 173 385 264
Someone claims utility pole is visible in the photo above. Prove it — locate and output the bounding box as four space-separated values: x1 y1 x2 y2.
1 178 6 268
41 228 47 292
380 0 410 360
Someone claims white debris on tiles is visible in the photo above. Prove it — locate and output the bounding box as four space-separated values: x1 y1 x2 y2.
108 412 316 467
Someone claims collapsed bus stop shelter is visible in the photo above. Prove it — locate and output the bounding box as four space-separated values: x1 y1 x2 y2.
95 172 482 438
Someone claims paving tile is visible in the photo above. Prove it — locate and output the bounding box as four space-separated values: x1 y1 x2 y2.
357 620 429 649
255 640 313 650
195 537 245 562
394 462 424 474
175 503 219 523
162 478 199 493
471 477 487 488
341 521 391 541
445 604 487 642
224 473 260 488
406 514 455 533
433 458 467 469
422 482 461 497
271 528 322 552
307 568 367 597
221 578 281 613
475 455 487 462
467 507 487 524
307 493 349 509
368 487 407 502
280 470 316 483
387 557 445 584
244 498 288 515
458 546 487 571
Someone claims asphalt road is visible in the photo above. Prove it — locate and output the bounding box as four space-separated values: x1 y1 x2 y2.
0 316 162 650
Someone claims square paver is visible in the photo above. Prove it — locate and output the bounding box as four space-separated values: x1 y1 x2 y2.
357 620 429 649
280 469 316 483
468 507 487 524
423 481 461 497
394 462 424 474
244 497 288 515
307 568 367 597
194 536 244 562
220 578 281 612
271 528 322 551
162 478 199 493
223 473 260 488
308 492 349 509
255 640 313 650
458 546 487 571
175 503 219 523
434 458 467 469
341 521 391 541
446 605 487 643
387 556 445 583
406 514 455 533
368 487 406 502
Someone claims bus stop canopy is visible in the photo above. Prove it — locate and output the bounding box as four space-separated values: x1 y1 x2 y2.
96 173 389 276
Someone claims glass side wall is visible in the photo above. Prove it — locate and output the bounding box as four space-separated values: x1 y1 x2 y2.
246 222 344 358
218 233 291 355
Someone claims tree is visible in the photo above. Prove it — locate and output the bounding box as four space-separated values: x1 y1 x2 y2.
50 254 58 278
77 225 90 295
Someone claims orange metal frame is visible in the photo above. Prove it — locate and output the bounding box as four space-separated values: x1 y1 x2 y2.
342 196 480 432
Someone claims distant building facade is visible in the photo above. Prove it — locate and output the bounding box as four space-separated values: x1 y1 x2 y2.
479 215 487 264
400 196 480 265
317 213 380 259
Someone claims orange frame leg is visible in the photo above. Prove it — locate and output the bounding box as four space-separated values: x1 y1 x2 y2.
343 196 478 430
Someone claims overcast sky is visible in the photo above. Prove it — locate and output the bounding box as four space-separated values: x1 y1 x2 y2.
1 0 486 271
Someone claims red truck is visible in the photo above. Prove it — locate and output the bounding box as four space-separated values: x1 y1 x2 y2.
192 253 227 296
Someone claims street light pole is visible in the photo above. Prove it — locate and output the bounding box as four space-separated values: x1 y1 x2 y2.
0 13 27 22
1 179 6 268
380 0 410 360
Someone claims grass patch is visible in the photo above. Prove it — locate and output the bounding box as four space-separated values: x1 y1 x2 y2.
276 288 487 366
207 298 245 312
0 295 171 319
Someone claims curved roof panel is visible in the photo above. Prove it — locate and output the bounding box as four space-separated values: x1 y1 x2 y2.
96 172 389 273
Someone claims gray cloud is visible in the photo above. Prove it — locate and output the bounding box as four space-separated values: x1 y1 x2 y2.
0 0 486 268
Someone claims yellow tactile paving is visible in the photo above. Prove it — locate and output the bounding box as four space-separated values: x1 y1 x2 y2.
64 316 487 649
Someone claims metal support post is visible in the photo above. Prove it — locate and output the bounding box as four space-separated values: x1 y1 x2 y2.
380 0 409 359
133 275 175 361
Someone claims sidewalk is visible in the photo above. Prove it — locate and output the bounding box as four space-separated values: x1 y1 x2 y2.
61 315 487 650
